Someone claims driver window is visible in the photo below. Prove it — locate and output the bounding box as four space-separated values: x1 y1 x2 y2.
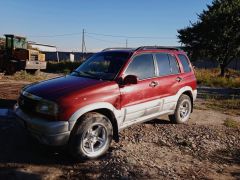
125 54 155 80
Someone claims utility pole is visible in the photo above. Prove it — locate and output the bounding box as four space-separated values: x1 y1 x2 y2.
82 29 86 61
56 47 59 63
126 39 128 48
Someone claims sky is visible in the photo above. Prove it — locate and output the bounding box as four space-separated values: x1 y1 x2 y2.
0 0 212 52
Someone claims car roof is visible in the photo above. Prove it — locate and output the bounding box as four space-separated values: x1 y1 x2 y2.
102 46 184 54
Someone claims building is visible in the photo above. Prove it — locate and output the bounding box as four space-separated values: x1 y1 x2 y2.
28 42 57 52
28 41 94 62
44 52 94 62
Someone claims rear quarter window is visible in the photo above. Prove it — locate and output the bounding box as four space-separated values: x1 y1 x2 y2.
178 54 191 73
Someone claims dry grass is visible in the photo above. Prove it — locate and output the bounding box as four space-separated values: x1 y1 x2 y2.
3 71 48 82
1 61 80 82
223 118 240 128
196 68 240 88
203 98 240 116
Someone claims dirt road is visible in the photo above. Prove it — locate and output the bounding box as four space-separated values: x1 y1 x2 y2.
0 74 239 179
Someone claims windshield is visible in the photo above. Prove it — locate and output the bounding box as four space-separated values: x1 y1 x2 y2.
71 51 131 80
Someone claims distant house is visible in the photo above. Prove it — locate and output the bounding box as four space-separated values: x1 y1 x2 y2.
28 41 94 62
44 52 94 62
28 42 57 52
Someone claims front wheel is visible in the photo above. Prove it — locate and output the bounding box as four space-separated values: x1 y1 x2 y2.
69 112 113 160
169 94 192 124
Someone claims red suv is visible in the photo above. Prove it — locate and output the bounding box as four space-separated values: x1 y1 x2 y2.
15 46 197 159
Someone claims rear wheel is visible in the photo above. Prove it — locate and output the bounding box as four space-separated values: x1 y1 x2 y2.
69 112 113 160
169 94 192 124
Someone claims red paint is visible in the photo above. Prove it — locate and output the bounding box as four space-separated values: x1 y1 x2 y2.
22 48 197 121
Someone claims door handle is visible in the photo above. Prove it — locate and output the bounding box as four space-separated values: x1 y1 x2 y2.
149 81 158 87
176 77 183 82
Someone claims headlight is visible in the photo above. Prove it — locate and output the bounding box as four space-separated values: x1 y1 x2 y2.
36 99 59 116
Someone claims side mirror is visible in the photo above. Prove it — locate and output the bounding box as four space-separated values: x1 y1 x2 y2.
123 75 138 85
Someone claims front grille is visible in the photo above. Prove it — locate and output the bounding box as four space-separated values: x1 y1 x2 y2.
19 95 39 113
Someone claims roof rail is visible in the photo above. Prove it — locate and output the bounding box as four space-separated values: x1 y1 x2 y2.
102 47 134 52
135 46 183 51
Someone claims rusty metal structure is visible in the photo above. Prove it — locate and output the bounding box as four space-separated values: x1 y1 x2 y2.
0 34 46 74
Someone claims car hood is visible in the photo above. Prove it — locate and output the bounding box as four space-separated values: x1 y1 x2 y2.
25 75 105 101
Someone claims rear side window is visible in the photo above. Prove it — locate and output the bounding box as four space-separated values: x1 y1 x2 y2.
155 53 180 76
125 54 155 80
155 54 171 76
178 54 191 73
169 55 180 74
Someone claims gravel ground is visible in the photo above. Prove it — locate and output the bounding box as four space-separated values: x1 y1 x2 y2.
0 114 239 180
0 73 239 180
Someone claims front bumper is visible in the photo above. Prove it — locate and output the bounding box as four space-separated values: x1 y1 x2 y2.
15 107 70 146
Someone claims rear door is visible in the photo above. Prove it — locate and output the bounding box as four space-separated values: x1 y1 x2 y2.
120 53 161 122
154 53 182 111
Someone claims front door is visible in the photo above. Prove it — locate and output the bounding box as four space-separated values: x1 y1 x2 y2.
120 53 162 122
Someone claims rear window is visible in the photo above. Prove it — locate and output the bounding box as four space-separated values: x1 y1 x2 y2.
178 54 191 73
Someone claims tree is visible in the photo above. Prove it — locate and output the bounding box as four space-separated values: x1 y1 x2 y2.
178 0 240 76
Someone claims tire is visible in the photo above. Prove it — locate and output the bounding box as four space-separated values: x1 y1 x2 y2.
68 112 113 160
169 94 192 124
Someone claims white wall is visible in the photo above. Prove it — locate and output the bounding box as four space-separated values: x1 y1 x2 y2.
30 44 57 52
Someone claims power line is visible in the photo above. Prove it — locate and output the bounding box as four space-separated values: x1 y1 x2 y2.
28 33 82 38
85 31 177 39
26 30 178 50
86 34 125 45
27 31 177 40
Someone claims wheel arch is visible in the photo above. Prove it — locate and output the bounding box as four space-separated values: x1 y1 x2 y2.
68 102 121 142
175 86 194 113
182 90 193 112
92 108 119 142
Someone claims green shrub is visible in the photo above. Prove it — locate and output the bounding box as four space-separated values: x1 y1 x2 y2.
46 61 82 74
